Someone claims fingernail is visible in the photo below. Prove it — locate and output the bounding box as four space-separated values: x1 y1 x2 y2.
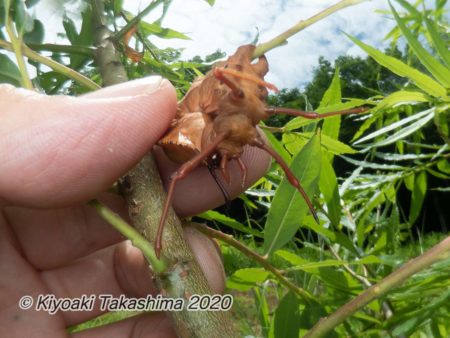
82 76 164 98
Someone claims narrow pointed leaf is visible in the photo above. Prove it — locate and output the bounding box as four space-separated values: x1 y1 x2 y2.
389 2 450 87
425 17 450 68
321 68 342 141
354 108 434 145
359 109 435 149
346 33 447 98
273 292 302 337
264 133 321 255
319 154 341 226
198 210 263 238
409 170 427 224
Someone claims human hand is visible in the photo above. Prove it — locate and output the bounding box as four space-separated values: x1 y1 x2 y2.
0 77 270 337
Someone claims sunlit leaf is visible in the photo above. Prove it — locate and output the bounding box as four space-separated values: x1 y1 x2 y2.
321 67 342 141
198 210 263 238
346 33 447 98
264 133 321 255
424 17 450 68
140 21 191 40
227 268 270 291
354 108 435 145
389 2 450 87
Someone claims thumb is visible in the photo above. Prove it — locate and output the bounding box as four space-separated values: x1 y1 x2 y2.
0 76 177 207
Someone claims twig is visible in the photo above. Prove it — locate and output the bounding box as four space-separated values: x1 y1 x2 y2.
0 39 100 90
88 200 167 273
5 18 33 89
304 235 450 337
253 0 369 58
26 43 94 56
111 0 163 41
191 222 314 303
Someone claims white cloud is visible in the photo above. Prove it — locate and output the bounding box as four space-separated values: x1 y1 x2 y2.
124 0 398 88
31 0 431 89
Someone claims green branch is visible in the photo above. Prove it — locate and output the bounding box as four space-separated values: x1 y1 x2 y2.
111 0 164 41
5 18 33 89
253 0 369 58
304 235 450 337
88 200 167 273
191 222 314 303
0 39 100 90
27 43 94 56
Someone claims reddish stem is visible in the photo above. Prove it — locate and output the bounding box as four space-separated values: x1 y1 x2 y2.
265 106 368 119
156 133 228 257
252 138 319 224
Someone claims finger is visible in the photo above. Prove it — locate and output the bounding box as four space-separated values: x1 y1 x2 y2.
41 227 225 325
4 193 127 270
154 143 271 217
0 217 66 338
0 78 177 208
72 312 176 338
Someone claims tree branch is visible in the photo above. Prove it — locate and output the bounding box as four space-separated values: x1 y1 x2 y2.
253 0 369 58
304 235 450 337
90 1 238 336
191 222 315 303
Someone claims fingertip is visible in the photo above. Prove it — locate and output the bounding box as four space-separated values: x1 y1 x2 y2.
0 78 177 207
184 226 226 294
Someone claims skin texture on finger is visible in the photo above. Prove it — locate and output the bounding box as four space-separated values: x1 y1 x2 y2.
39 228 225 325
72 312 176 338
154 143 271 217
0 78 177 207
4 193 127 270
0 213 68 338
40 242 155 325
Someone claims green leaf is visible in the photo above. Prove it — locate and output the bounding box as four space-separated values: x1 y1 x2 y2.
321 67 342 141
425 17 450 68
203 0 215 5
282 132 308 156
226 268 270 291
63 15 78 45
197 210 263 238
264 133 321 255
113 0 124 16
319 153 341 226
437 159 450 174
361 110 435 150
409 170 427 224
140 21 191 40
253 287 270 337
376 90 429 110
23 19 44 44
264 128 291 164
319 133 357 154
13 0 33 34
0 53 21 86
389 2 450 87
346 33 447 98
354 108 435 146
273 292 301 337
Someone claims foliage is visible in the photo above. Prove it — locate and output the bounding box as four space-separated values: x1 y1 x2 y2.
1 0 449 337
